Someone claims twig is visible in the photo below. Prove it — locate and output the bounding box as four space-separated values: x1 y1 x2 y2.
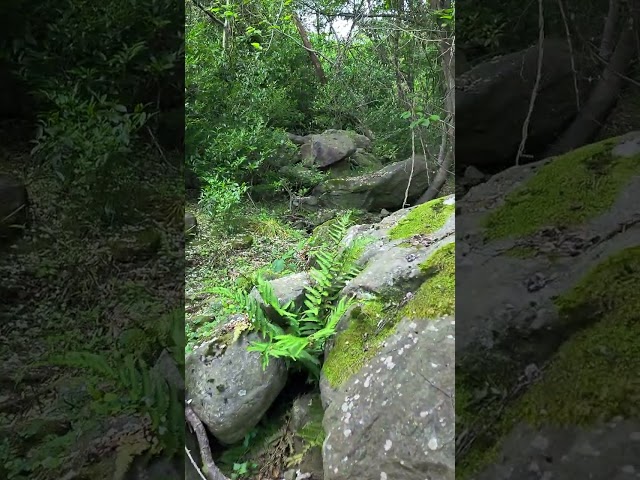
403 129 417 209
556 0 580 110
515 0 545 166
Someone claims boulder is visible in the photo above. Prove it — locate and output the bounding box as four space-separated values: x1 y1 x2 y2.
185 318 288 444
321 316 455 480
299 130 371 169
250 272 312 325
456 38 586 171
470 419 640 480
456 132 640 477
310 155 436 211
185 212 197 237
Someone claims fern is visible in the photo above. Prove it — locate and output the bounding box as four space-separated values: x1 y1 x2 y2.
209 212 368 380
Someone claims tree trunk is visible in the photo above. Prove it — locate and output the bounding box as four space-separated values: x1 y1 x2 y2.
545 19 636 157
292 12 327 84
417 0 454 204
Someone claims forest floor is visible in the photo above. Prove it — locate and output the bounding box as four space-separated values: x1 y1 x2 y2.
0 125 184 479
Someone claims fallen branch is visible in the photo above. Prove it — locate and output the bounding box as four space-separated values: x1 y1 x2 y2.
185 405 229 480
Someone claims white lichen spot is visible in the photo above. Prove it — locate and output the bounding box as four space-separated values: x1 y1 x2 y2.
342 456 349 463
444 196 454 205
334 467 338 474
428 437 438 450
408 321 417 329
383 356 396 369
354 394 360 400
364 375 372 388
398 348 404 355
342 402 349 412
413 337 419 344
396 384 402 389
343 429 352 438
384 439 392 451
381 400 388 406
420 411 429 418
447 334 454 340
376 368 382 373
380 473 387 480
430 362 439 368
238 390 247 396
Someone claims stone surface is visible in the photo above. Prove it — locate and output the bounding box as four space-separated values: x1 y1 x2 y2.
456 38 585 171
311 155 436 211
185 328 288 444
321 316 455 480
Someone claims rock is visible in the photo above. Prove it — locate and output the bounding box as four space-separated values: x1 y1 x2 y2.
380 208 390 217
456 38 586 171
310 155 436 211
108 227 162 262
321 316 455 480
185 324 288 444
185 212 197 237
152 348 184 394
250 272 312 325
231 234 254 250
321 195 455 400
0 173 28 241
300 131 358 168
287 132 311 145
470 419 640 480
456 133 640 477
349 149 382 171
463 165 487 186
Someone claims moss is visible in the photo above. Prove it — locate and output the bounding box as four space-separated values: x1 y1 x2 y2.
510 245 640 426
483 136 640 240
458 246 640 479
322 298 396 388
323 242 455 388
400 241 455 318
388 196 454 240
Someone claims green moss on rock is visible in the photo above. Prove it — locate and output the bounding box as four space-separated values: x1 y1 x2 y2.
322 299 395 388
511 245 640 426
484 136 640 240
388 196 454 240
458 246 640 479
400 241 455 318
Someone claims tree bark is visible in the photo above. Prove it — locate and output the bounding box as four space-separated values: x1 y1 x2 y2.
292 12 327 84
545 19 636 157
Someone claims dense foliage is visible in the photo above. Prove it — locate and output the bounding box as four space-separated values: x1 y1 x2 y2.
186 0 450 221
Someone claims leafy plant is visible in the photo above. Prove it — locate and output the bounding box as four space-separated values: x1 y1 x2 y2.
208 212 367 379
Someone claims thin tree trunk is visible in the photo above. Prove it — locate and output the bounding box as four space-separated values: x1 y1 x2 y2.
292 12 327 84
545 19 636 157
417 0 454 204
600 0 620 61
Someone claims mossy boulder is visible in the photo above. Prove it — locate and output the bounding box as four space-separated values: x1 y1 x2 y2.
456 132 640 478
310 155 437 211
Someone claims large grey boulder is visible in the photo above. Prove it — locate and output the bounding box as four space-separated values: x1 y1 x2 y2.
456 38 586 171
310 155 436 211
185 321 288 444
250 272 312 324
300 130 364 168
456 133 640 477
321 316 455 480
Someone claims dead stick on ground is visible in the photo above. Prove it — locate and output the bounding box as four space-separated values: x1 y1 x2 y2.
185 405 230 480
